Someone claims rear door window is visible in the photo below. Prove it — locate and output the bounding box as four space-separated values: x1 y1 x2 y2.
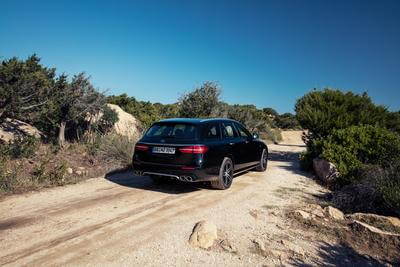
145 123 197 140
202 123 221 140
235 123 252 139
221 122 237 139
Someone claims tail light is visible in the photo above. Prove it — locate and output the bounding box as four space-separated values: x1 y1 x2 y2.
179 145 208 154
135 144 149 151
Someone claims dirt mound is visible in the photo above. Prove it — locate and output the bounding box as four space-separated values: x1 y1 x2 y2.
106 104 141 140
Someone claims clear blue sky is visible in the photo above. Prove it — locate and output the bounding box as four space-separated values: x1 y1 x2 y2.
1 0 399 113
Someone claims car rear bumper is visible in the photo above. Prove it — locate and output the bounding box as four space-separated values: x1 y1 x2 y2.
132 160 217 182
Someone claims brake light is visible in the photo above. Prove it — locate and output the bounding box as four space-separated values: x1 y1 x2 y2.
135 144 149 151
179 145 208 154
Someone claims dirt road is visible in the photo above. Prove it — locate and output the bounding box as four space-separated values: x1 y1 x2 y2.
1 131 332 266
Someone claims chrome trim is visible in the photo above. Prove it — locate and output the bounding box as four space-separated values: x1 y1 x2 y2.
142 172 180 179
234 164 258 175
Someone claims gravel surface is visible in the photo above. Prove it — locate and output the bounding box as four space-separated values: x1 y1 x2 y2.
0 131 331 266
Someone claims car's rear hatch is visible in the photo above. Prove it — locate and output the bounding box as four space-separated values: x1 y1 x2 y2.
135 122 203 166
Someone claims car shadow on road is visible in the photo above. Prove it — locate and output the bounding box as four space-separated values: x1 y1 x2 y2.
105 170 210 194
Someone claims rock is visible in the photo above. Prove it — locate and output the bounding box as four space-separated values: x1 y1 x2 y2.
324 206 344 220
348 213 400 232
310 208 325 218
313 158 339 185
75 170 82 176
66 168 73 174
189 220 217 249
351 220 400 240
87 104 141 140
0 118 43 143
302 204 325 218
219 239 237 253
291 210 311 220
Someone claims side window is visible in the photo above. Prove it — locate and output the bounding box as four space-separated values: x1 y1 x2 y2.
203 123 220 139
235 123 252 139
221 122 237 139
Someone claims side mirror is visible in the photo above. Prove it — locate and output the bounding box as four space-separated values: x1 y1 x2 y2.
252 133 259 139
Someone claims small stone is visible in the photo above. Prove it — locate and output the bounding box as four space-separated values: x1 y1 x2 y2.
66 167 73 174
189 220 217 249
291 210 311 220
325 206 344 220
75 170 82 176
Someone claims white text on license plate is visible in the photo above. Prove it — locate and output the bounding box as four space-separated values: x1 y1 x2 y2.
152 147 176 154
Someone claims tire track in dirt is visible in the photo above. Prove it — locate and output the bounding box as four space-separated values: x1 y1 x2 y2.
1 176 257 266
35 180 253 266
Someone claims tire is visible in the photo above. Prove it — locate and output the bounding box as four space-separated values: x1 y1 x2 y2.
211 157 234 190
256 148 268 172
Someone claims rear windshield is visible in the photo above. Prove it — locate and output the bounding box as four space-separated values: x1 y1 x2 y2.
144 123 198 140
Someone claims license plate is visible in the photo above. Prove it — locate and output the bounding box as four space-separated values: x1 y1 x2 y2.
152 146 176 154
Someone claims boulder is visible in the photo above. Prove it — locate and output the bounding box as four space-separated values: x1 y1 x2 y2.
106 104 140 140
324 206 344 220
313 158 339 185
0 118 43 143
189 220 217 249
351 220 400 240
348 213 400 232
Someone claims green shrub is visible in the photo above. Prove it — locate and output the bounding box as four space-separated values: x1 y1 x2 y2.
361 164 400 216
85 132 137 167
303 125 400 186
0 136 39 159
295 89 390 144
0 156 21 192
9 136 39 159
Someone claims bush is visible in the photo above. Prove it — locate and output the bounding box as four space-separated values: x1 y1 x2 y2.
0 156 21 192
86 132 137 167
302 125 400 186
0 136 39 159
362 164 400 216
295 89 390 144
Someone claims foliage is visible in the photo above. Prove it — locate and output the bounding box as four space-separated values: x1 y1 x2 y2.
179 81 221 118
90 105 119 134
0 54 55 122
360 164 400 216
302 125 400 186
295 89 390 144
0 55 116 146
86 132 137 167
0 136 39 159
107 94 178 129
0 156 21 192
274 113 301 129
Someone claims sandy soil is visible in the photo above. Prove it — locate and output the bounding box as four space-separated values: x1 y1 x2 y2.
0 131 355 266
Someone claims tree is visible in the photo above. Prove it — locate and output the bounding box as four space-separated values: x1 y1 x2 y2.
0 55 55 122
295 89 389 144
179 81 221 118
275 113 301 129
36 73 108 146
263 107 279 118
